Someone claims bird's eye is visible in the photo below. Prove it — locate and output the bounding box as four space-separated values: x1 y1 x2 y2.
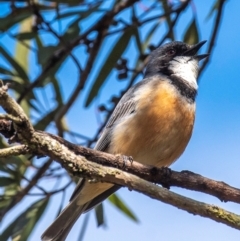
167 49 176 56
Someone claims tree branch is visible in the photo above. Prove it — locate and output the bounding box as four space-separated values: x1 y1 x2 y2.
0 144 30 157
2 118 240 204
1 82 240 230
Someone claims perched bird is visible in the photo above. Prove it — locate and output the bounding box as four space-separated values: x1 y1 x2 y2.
42 41 208 241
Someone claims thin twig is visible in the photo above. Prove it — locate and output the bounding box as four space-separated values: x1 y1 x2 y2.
0 145 30 157
199 0 226 76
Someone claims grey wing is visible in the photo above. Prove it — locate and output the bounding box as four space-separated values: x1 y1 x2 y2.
94 98 136 152
70 91 136 202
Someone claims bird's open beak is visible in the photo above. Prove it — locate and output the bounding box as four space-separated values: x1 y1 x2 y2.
184 40 209 60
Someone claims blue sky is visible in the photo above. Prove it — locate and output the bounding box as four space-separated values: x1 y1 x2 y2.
1 1 240 240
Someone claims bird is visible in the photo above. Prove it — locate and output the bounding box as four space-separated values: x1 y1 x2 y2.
41 40 209 241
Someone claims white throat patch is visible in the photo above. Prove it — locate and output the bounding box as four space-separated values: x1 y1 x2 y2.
168 56 199 89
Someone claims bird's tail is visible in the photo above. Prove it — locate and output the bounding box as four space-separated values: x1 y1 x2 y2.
41 197 87 241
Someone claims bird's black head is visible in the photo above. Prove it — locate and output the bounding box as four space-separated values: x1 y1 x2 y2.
144 41 208 78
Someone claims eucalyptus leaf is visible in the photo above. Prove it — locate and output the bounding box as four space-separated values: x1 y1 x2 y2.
37 45 59 67
14 31 38 40
108 193 138 222
183 18 199 45
52 77 63 105
95 203 105 227
0 65 14 76
85 27 134 106
0 177 15 187
0 198 49 241
0 11 31 32
206 0 221 20
61 18 81 43
0 45 29 82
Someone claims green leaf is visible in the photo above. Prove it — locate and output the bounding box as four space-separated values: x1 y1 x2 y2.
0 45 29 83
37 45 59 67
51 77 70 131
0 65 14 76
183 18 199 45
133 27 143 55
0 199 11 212
56 10 85 20
1 78 35 100
0 164 10 174
61 18 81 43
15 17 32 114
3 183 19 198
52 77 63 105
0 154 26 175
35 37 69 85
0 177 15 187
85 27 134 107
205 0 221 21
35 34 44 49
108 193 138 222
0 198 49 241
0 11 31 32
14 32 38 41
94 203 104 227
0 164 15 176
